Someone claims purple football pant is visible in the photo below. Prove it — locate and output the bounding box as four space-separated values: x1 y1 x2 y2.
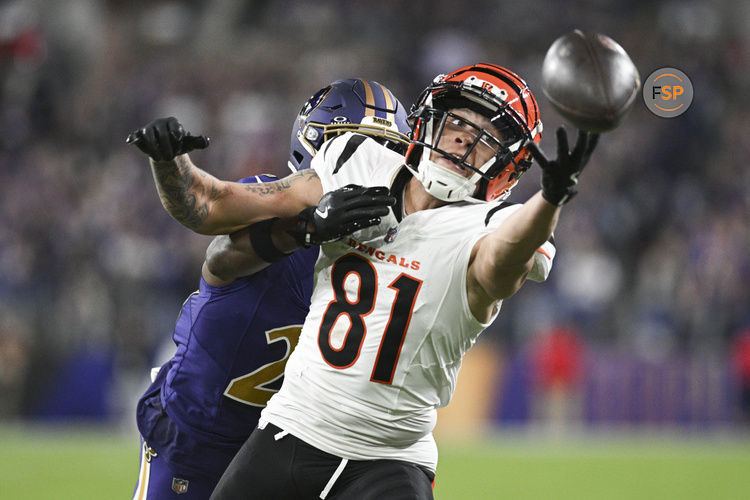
132 437 218 500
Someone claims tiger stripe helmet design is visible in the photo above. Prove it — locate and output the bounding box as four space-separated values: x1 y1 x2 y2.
289 79 411 171
406 63 543 202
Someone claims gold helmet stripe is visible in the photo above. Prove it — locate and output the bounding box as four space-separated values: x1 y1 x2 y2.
375 82 396 122
361 79 375 116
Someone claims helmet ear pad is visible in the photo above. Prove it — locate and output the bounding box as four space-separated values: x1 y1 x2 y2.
479 152 533 202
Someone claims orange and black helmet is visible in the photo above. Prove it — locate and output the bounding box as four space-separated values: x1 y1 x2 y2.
407 63 542 201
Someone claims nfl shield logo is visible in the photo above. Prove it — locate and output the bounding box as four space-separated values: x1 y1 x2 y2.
384 227 398 243
172 478 189 494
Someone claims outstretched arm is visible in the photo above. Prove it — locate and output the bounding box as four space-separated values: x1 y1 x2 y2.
467 127 598 321
128 117 322 234
150 155 320 234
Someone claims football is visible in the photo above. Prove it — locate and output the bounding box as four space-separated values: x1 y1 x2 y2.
541 30 641 133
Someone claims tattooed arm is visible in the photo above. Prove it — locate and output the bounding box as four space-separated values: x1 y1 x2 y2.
128 116 323 234
150 155 323 235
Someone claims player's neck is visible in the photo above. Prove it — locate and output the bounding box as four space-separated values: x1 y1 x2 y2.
404 177 449 215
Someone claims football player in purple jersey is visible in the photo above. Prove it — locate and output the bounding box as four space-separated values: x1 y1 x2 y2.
130 79 410 500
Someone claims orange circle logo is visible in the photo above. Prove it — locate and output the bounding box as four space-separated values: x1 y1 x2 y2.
643 68 693 118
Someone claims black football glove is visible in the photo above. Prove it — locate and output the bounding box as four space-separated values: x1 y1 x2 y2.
126 117 210 161
290 185 396 247
527 126 599 206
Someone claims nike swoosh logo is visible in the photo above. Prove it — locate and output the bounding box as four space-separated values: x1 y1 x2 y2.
315 207 329 219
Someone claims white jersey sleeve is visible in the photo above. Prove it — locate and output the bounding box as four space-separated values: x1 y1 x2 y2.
310 132 403 193
481 201 557 282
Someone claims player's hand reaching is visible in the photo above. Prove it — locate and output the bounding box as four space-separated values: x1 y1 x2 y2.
291 185 396 247
527 126 598 206
126 117 210 161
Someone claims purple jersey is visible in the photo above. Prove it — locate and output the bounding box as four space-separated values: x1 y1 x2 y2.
135 175 317 481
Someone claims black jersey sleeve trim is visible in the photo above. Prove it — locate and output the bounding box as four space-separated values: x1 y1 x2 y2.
390 168 412 223
484 201 516 226
333 134 368 174
483 203 557 247
321 139 335 162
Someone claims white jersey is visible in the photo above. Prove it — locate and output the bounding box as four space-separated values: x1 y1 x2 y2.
262 133 555 470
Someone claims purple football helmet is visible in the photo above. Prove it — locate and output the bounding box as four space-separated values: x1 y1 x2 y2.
289 78 411 171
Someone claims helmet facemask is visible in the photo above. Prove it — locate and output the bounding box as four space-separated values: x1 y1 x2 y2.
406 65 543 202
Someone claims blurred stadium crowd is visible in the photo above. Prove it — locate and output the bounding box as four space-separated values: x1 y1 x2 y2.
1 0 749 426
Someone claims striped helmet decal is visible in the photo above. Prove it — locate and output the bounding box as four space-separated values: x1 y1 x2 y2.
359 79 397 122
375 81 396 122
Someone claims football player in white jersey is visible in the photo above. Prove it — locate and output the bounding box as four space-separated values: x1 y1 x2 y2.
129 63 598 499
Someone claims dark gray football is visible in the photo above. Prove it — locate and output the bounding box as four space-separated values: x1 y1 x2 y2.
542 30 641 132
